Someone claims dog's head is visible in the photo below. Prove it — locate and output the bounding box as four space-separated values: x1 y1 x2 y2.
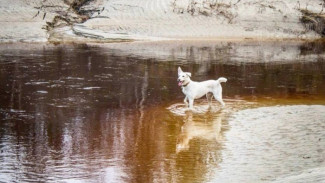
177 67 191 87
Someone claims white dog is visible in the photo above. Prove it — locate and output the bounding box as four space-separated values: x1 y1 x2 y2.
177 67 227 109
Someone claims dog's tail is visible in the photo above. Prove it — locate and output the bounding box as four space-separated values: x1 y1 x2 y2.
217 77 227 83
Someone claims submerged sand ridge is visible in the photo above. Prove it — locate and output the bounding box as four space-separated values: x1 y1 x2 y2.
0 0 325 42
214 105 325 182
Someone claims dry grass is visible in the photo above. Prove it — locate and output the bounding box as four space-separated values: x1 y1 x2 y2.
300 9 325 37
172 0 237 23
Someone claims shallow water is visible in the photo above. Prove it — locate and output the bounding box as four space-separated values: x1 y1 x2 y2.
0 41 325 182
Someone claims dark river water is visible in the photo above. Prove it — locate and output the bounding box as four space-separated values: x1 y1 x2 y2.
0 41 325 183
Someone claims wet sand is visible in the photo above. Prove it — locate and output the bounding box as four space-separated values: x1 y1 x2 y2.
0 41 325 182
215 105 325 182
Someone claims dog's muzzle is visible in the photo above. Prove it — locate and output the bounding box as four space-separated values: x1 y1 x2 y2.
177 79 183 86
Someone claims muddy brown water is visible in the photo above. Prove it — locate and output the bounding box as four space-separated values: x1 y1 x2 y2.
0 41 325 183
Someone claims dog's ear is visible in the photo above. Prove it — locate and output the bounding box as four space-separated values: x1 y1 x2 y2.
185 72 191 77
178 67 183 75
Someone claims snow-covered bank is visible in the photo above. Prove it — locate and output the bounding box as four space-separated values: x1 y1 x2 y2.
0 0 324 43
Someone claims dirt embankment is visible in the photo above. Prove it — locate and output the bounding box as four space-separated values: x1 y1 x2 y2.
0 0 325 43
300 9 325 37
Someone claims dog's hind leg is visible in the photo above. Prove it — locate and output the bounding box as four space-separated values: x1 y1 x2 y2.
206 92 213 107
216 97 225 107
213 90 225 107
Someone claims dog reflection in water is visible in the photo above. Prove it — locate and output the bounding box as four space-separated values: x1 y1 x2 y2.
176 110 223 153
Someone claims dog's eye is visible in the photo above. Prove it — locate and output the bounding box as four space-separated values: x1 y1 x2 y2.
182 75 185 77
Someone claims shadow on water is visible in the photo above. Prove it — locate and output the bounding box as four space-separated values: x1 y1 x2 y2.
0 41 325 182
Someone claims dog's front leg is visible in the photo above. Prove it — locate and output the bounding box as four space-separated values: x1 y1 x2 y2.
188 99 194 110
184 96 189 107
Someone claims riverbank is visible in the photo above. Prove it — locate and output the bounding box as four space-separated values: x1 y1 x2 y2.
0 0 324 43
